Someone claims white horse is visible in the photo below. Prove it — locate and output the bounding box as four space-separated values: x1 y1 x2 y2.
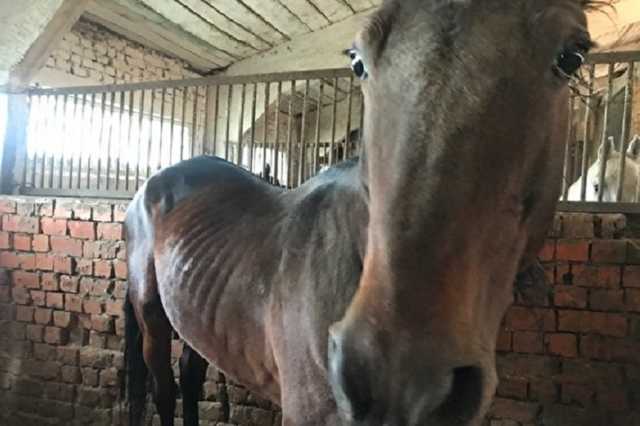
564 135 640 202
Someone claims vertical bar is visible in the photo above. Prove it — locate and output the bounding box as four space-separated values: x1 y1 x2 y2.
29 95 40 188
343 75 354 160
297 80 310 186
39 95 51 188
57 94 68 189
597 63 615 202
562 96 575 201
67 94 79 189
19 93 33 189
158 88 166 170
48 95 59 188
274 81 282 185
580 64 595 201
180 87 188 161
125 90 135 191
249 83 258 171
313 80 324 175
236 84 246 166
136 90 145 190
76 93 87 189
146 89 155 177
212 85 219 156
329 77 338 166
191 86 199 159
169 87 177 165
115 91 125 190
224 85 233 161
262 83 270 176
86 93 97 189
202 85 211 155
105 91 116 190
286 80 295 187
617 61 634 201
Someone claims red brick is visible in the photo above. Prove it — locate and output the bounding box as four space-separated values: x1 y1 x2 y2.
561 213 594 238
497 378 528 399
0 251 19 268
90 279 112 296
35 254 54 271
572 265 620 288
94 260 112 278
60 275 79 293
72 205 92 220
97 223 123 240
44 326 68 345
53 256 74 274
19 253 36 270
538 240 555 262
42 273 59 291
2 215 39 233
113 203 127 222
50 237 83 257
0 231 10 249
31 290 45 306
513 331 543 354
46 292 64 309
84 299 103 315
554 286 588 309
591 240 627 264
558 311 627 337
77 313 91 330
13 270 40 289
93 204 113 222
34 308 52 325
556 240 589 261
76 259 93 275
626 289 640 312
53 311 72 328
490 398 539 423
32 234 49 252
115 318 125 336
105 299 124 317
113 281 127 299
13 234 31 251
561 384 594 407
624 266 640 288
504 307 556 331
61 366 81 384
91 314 113 332
0 199 16 213
68 221 96 240
113 260 127 279
65 294 83 313
546 333 577 358
53 201 73 219
597 389 628 411
26 324 43 342
40 217 67 236
589 289 624 311
16 305 34 322
529 380 558 403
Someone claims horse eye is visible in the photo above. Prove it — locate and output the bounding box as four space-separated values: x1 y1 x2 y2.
553 49 585 80
347 49 368 80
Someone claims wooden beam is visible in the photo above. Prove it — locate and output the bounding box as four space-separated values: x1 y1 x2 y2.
240 0 311 38
309 0 353 23
9 0 90 88
344 0 376 12
277 0 330 31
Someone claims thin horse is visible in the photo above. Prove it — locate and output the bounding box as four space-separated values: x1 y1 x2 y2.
124 1 599 425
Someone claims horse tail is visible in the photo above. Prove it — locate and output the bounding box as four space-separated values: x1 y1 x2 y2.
124 286 148 425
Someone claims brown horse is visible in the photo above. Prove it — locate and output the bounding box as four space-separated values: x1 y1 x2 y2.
124 0 598 425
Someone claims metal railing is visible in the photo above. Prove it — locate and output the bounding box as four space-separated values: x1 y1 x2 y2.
4 68 363 198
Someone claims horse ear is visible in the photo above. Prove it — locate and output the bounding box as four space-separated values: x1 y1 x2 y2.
598 136 616 159
626 135 640 159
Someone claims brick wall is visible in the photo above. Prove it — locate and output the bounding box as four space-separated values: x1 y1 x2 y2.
0 196 638 425
41 18 199 86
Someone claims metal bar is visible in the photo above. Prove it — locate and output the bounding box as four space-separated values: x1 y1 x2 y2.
344 75 354 160
57 95 68 189
329 77 338 166
313 80 323 175
169 87 177 165
86 92 97 189
29 95 40 188
286 80 295 187
105 91 116 190
274 81 282 184
21 93 33 188
158 88 166 170
115 91 125 190
68 94 79 189
26 68 355 97
557 201 640 214
146 89 155 177
212 85 219 156
587 50 640 64
180 87 188 161
617 61 634 201
597 63 615 202
202 85 210 155
76 93 87 189
249 83 258 171
579 64 595 201
298 80 310 186
562 96 575 201
224 85 233 161
21 187 135 199
125 90 135 190
190 86 198 159
262 82 270 176
39 95 51 188
135 90 145 190
236 84 246 166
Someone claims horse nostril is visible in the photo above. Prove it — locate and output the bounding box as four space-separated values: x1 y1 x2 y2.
434 366 485 423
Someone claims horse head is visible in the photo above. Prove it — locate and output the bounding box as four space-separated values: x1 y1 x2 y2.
327 1 599 425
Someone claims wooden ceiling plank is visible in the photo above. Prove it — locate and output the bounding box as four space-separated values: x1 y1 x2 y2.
308 0 354 23
176 0 273 51
344 0 376 12
278 0 331 31
137 0 258 59
86 2 226 71
201 0 288 47
240 0 311 38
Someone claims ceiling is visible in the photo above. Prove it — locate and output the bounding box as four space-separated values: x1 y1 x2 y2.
84 0 382 74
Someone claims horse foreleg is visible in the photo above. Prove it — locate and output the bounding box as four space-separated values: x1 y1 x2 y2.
179 343 208 426
140 307 177 426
